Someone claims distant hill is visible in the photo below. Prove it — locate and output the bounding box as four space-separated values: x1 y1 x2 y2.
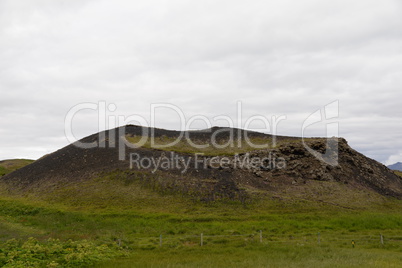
387 162 402 171
0 159 34 176
1 125 402 208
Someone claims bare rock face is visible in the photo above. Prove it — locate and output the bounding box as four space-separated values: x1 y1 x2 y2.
182 137 402 200
1 126 401 203
232 138 402 199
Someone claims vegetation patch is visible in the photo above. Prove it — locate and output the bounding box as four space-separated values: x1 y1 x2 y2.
393 170 402 177
125 135 316 156
0 237 124 267
0 159 34 176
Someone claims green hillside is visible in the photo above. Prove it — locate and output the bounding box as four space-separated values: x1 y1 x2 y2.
0 171 401 267
0 159 34 176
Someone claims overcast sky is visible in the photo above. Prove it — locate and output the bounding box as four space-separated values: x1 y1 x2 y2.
0 0 401 165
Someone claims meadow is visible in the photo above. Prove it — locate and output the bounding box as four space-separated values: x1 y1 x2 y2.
0 178 401 267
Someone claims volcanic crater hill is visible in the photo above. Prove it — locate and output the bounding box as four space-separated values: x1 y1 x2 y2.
1 125 402 204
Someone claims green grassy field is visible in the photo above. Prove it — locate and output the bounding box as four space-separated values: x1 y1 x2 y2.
99 245 402 268
0 178 401 267
0 158 401 267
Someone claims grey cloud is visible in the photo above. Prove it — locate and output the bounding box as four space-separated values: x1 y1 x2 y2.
0 0 401 164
